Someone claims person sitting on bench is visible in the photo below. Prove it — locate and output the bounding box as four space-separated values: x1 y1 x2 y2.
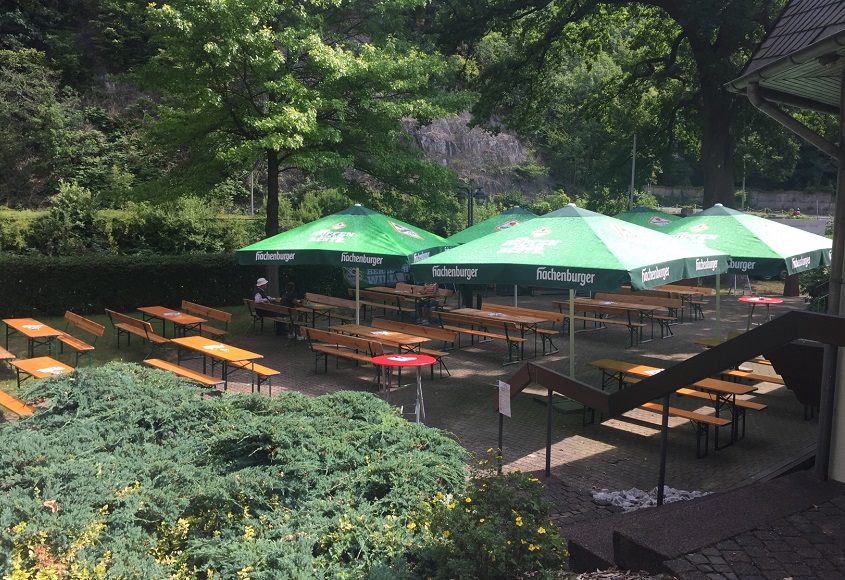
417 282 440 324
252 277 285 335
278 282 306 339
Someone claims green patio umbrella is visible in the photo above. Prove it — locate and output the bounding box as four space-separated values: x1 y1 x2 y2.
447 206 539 307
661 203 833 340
237 204 454 323
446 206 539 245
662 203 832 279
410 204 729 375
613 206 680 231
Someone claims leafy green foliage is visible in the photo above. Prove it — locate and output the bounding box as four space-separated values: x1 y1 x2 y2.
402 452 566 579
140 0 472 237
0 366 563 578
26 182 98 255
433 0 789 207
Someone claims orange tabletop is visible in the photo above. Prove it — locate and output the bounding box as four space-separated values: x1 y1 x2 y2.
329 324 430 352
3 318 65 357
138 306 206 337
170 336 262 390
11 356 73 387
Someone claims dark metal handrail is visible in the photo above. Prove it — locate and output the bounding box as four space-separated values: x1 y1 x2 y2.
501 310 845 418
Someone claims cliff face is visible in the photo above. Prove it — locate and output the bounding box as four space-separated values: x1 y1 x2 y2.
407 112 554 196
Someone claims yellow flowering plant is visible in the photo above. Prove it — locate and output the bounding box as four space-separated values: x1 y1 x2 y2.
404 450 566 579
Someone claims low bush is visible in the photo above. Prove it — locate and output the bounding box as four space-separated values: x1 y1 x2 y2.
0 366 566 579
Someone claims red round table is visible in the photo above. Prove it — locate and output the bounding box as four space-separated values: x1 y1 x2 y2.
738 296 783 330
371 354 436 423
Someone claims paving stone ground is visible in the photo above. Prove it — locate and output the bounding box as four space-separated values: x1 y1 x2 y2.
189 288 842 578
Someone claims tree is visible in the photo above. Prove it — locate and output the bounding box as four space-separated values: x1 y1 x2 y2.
141 0 471 239
431 0 788 208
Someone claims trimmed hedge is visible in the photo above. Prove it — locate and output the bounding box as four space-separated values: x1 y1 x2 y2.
0 253 348 317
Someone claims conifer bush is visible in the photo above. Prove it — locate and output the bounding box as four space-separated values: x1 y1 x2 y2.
0 364 565 578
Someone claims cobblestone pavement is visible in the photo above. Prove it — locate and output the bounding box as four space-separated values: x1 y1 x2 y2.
198 289 841 578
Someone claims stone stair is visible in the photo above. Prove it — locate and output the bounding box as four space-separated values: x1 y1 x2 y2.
560 470 845 574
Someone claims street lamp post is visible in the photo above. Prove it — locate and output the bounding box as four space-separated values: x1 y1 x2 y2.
456 182 485 227
455 182 486 308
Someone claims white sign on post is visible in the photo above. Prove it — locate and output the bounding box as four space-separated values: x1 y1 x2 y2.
498 381 511 417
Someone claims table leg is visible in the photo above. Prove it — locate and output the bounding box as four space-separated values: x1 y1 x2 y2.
415 367 425 423
384 367 392 403
746 304 755 331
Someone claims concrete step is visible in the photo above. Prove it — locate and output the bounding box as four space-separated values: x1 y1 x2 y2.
560 470 845 574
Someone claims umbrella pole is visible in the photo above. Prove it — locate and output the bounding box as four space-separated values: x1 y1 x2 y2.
355 267 361 325
514 285 518 307
715 272 721 340
569 288 575 377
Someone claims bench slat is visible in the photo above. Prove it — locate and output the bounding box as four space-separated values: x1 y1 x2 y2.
144 358 223 388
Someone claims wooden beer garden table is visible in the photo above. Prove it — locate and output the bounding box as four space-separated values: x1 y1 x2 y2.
137 306 206 337
588 358 758 447
3 318 65 357
451 307 548 358
170 336 263 391
328 324 430 353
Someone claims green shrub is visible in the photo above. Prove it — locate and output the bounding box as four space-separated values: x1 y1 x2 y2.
0 366 468 578
0 207 38 253
0 253 350 316
25 182 99 255
398 451 566 579
0 366 569 579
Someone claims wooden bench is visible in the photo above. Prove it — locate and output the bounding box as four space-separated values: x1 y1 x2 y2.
58 311 105 367
480 303 563 355
105 309 170 359
243 299 289 335
303 293 356 324
370 318 456 378
348 288 408 319
302 327 384 385
0 346 15 365
638 401 731 458
0 388 34 416
431 311 526 366
594 292 681 339
181 301 232 341
143 358 224 389
227 360 281 395
554 301 647 347
676 387 767 440
718 368 785 386
249 302 310 339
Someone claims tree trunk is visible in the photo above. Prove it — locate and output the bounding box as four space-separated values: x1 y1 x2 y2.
265 148 281 296
266 148 280 237
700 87 737 209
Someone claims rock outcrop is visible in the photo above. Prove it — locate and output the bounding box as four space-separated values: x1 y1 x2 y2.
407 112 554 196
